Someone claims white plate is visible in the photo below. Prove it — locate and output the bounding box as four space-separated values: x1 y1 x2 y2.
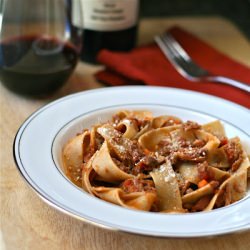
14 86 250 238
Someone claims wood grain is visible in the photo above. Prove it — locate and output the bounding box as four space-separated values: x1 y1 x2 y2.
1 17 250 250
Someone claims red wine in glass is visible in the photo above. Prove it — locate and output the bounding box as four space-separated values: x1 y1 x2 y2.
0 0 82 96
0 36 79 95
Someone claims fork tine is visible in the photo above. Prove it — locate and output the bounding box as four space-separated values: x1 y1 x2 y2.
154 36 178 61
155 33 209 79
162 33 191 62
160 35 193 69
160 35 185 62
162 34 202 71
155 35 193 78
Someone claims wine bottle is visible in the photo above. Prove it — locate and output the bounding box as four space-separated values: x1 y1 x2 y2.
73 0 140 64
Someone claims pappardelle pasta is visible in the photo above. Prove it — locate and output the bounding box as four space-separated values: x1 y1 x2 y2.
62 110 250 213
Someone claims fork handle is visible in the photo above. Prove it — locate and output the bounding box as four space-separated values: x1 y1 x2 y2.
207 76 250 93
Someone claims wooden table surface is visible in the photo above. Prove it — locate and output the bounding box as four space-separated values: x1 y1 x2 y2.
1 17 250 250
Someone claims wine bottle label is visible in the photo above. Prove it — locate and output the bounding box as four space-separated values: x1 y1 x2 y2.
73 0 139 31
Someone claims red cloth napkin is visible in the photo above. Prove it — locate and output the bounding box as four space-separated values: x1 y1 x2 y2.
95 26 250 108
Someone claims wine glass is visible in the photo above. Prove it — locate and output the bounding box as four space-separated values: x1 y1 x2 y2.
0 0 83 96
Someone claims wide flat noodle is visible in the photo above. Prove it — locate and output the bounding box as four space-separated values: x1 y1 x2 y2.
194 130 220 152
82 130 91 157
178 162 230 189
207 147 230 168
115 110 153 120
116 119 138 139
82 153 97 195
205 150 250 211
202 120 226 140
182 182 216 205
92 187 157 211
114 110 153 139
62 133 84 186
138 125 181 151
152 115 182 128
178 162 199 184
208 165 230 182
89 125 103 152
150 161 184 213
170 129 196 146
97 124 133 161
91 141 133 182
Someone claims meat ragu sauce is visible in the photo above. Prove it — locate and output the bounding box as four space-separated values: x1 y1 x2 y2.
62 110 249 213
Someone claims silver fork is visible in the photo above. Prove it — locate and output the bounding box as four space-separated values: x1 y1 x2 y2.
154 33 250 93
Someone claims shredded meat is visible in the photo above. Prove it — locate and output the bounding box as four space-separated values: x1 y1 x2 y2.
120 176 160 212
209 180 220 189
179 181 191 196
170 148 207 164
214 189 226 208
112 158 132 174
157 139 172 156
111 139 164 175
157 129 207 164
197 161 210 180
182 121 201 131
112 114 124 124
94 132 104 150
83 151 93 164
161 116 182 127
132 154 165 175
157 140 207 163
191 195 212 212
223 138 243 171
120 178 156 193
130 140 144 163
219 137 228 147
131 118 151 130
192 139 206 147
